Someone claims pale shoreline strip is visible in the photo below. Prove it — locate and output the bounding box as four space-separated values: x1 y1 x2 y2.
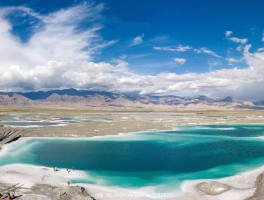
0 129 263 199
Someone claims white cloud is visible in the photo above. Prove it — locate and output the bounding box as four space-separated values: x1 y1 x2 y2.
153 45 192 52
131 34 144 46
154 45 221 58
175 45 192 52
225 31 248 44
0 4 107 69
174 58 186 65
0 3 117 91
119 45 264 100
225 31 233 37
194 47 221 58
262 32 264 42
228 37 248 44
0 4 264 101
236 45 244 52
225 58 242 63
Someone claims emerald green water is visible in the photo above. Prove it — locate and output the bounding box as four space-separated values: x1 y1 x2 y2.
1 124 264 191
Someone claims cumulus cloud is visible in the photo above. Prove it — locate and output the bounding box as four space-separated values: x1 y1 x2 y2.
225 31 248 44
120 45 264 100
0 4 264 101
174 58 186 65
131 34 144 46
194 47 221 58
0 3 118 91
153 45 192 52
0 4 107 68
225 31 233 37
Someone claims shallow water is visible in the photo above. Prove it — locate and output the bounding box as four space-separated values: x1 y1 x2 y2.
1 124 264 191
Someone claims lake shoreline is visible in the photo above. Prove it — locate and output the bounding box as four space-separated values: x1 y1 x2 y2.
0 130 264 199
0 111 264 199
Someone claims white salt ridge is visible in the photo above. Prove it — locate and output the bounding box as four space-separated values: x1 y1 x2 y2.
215 127 236 130
1 120 67 128
0 162 260 200
0 164 176 200
180 165 264 200
0 164 87 188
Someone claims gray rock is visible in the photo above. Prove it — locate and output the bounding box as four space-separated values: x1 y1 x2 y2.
245 172 264 200
196 181 231 195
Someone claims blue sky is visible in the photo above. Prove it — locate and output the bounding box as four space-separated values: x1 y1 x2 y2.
100 0 263 73
0 0 264 100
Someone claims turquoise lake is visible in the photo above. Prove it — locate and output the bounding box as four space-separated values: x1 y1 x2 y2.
1 124 264 191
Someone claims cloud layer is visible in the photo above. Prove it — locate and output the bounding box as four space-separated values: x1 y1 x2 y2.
0 4 264 101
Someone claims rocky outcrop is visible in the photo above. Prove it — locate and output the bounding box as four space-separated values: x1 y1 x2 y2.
0 129 24 146
196 181 231 195
246 172 264 200
25 184 96 200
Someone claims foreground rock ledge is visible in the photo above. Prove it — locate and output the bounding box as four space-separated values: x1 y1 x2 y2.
246 172 264 200
196 181 231 195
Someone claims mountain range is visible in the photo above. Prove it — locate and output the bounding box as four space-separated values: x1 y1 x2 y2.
0 89 263 110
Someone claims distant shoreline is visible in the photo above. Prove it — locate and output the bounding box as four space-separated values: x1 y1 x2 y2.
1 110 264 139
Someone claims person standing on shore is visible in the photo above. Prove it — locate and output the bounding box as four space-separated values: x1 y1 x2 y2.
7 193 12 200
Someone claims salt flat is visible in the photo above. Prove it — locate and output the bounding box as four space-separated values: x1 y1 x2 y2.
0 109 264 200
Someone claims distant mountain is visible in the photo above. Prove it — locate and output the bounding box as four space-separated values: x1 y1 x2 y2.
220 96 233 103
0 94 33 106
0 89 259 110
0 88 117 100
